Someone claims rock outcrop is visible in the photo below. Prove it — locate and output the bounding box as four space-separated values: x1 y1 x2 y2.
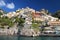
20 28 40 36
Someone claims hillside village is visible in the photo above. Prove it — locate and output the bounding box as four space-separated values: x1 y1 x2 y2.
0 7 60 36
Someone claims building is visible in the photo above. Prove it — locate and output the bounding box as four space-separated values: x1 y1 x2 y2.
48 21 60 26
48 21 60 31
32 12 45 21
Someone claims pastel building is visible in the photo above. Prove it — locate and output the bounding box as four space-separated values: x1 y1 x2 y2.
32 11 45 21
48 21 60 31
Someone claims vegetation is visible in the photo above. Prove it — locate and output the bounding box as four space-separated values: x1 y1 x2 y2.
52 10 60 19
31 23 40 31
0 8 25 29
32 19 48 33
32 20 42 31
0 15 25 29
15 17 25 26
0 12 3 15
0 16 14 27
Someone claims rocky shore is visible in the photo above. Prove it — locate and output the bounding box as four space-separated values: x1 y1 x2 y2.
20 28 40 36
0 28 41 36
0 28 18 35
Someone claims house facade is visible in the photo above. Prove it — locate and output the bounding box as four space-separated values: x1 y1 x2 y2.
48 21 60 31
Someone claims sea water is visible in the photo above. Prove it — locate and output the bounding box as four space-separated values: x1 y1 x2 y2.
0 35 60 40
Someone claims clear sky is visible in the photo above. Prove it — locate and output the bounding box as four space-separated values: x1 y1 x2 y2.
0 0 60 13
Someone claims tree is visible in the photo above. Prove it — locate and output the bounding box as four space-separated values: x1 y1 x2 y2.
0 12 3 15
52 10 60 19
15 17 25 26
15 17 25 35
31 23 40 31
0 16 14 28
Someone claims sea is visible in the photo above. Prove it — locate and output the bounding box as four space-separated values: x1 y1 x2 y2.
0 35 60 40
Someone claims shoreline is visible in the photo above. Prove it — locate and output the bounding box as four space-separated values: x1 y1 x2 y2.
0 34 60 37
18 34 60 37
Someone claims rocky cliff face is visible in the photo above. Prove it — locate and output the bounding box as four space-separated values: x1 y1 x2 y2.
20 28 40 36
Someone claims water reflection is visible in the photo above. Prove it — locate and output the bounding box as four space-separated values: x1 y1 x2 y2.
18 36 60 40
0 35 60 40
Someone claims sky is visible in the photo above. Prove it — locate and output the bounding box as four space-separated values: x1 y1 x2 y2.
0 0 60 13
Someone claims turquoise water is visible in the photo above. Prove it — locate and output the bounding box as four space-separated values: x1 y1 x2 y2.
0 36 60 40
